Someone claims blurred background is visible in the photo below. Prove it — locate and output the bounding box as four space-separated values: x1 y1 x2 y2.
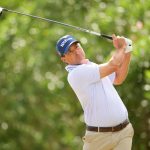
0 0 150 150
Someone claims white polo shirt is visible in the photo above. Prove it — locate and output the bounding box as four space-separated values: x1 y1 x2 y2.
65 61 128 127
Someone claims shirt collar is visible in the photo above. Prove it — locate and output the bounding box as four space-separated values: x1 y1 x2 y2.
65 60 92 72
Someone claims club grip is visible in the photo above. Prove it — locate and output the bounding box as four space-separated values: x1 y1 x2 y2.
101 34 113 40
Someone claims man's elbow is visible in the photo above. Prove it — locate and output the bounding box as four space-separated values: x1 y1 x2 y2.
114 78 125 85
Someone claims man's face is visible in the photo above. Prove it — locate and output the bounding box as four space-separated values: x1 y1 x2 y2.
61 42 86 65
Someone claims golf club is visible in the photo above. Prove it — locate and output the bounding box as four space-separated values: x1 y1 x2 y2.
0 6 112 40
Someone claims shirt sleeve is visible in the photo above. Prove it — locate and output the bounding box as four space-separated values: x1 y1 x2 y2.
108 72 116 83
68 64 100 86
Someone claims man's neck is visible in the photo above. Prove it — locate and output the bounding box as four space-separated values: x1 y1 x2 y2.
68 59 89 65
80 59 89 64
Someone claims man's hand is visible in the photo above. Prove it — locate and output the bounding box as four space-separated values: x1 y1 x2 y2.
112 34 133 53
110 34 126 67
112 34 126 50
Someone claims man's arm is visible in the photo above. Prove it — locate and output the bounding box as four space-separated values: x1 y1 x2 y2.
99 34 127 79
113 52 131 85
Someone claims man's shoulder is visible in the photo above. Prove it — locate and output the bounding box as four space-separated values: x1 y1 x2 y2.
67 62 99 82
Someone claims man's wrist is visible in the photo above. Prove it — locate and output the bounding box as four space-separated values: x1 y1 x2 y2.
108 58 121 70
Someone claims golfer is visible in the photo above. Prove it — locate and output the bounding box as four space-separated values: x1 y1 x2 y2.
56 34 134 150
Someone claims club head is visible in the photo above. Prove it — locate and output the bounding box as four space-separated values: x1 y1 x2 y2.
0 7 3 16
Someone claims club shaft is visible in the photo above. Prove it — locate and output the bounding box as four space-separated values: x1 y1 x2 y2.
2 7 112 40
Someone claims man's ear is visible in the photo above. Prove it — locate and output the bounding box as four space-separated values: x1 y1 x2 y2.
61 56 66 63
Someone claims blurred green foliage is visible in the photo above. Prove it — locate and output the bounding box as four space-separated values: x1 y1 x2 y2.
0 0 150 150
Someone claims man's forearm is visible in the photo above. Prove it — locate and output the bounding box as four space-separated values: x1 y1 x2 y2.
99 50 125 79
114 52 131 85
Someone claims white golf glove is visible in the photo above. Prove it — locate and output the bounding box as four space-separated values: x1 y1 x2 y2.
124 38 133 53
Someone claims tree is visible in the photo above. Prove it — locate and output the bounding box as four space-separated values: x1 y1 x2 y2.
0 0 150 149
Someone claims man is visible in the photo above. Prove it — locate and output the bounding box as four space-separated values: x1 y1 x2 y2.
56 34 134 150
